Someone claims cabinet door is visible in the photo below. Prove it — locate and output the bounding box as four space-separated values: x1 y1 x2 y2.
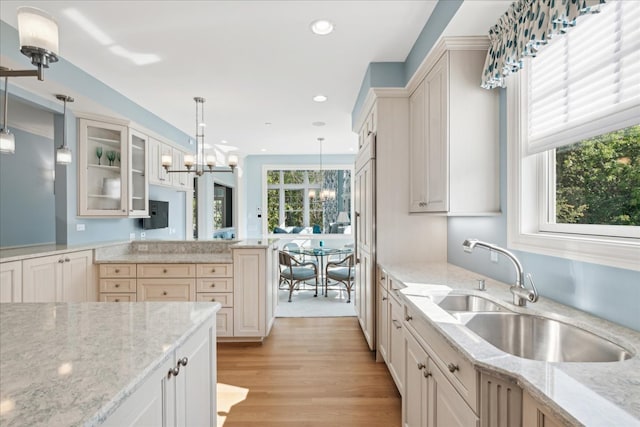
128 129 149 216
404 331 429 427
233 249 266 337
0 261 22 302
522 392 563 427
354 159 374 253
171 149 192 189
409 79 428 212
78 118 128 216
174 317 216 427
429 362 478 427
149 138 171 186
423 54 449 213
388 294 405 395
355 249 374 351
61 250 93 302
137 279 196 301
22 255 62 302
378 285 389 362
102 356 175 427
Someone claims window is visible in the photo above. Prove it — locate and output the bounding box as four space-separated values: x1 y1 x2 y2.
265 167 352 235
507 1 640 270
214 184 233 229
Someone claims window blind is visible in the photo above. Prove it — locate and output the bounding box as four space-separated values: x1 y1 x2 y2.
527 1 640 155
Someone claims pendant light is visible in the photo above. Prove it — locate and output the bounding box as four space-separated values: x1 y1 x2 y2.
55 94 74 165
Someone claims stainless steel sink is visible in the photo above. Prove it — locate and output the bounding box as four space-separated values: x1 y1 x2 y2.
456 312 632 363
431 294 503 312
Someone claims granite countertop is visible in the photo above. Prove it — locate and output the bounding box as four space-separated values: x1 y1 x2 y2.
382 262 640 427
0 241 127 263
0 302 221 427
94 253 234 264
230 238 279 249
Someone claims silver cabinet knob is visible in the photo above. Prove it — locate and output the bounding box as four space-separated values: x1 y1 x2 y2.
163 269 167 273
447 363 459 373
424 370 432 378
58 259 65 263
210 284 215 288
64 258 70 262
417 363 425 370
178 357 188 367
211 268 216 273
167 366 180 378
115 269 120 273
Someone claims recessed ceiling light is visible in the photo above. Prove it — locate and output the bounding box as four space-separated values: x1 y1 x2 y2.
349 147 354 152
220 140 228 144
310 19 334 35
265 122 272 126
312 121 326 127
261 148 267 152
313 94 327 103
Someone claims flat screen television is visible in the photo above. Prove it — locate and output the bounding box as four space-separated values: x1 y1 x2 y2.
142 200 169 229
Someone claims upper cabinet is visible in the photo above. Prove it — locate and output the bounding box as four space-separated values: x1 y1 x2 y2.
409 45 499 215
148 137 193 191
129 129 149 216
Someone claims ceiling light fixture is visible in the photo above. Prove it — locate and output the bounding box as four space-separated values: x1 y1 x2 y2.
0 7 59 81
0 74 15 154
313 94 328 103
309 137 335 201
310 19 334 36
162 97 236 175
55 94 74 165
312 121 326 127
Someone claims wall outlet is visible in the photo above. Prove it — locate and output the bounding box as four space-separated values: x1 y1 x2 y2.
490 250 499 263
76 224 85 231
138 244 148 252
129 233 136 241
140 232 146 240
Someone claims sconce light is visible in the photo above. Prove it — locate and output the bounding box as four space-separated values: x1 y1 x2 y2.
55 94 74 165
0 75 15 154
162 97 237 175
0 7 59 82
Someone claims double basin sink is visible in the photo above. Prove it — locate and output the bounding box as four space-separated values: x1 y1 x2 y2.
428 294 632 363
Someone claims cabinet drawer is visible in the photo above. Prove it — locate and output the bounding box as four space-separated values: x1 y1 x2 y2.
100 293 137 302
137 278 195 301
196 278 233 293
404 303 478 412
197 292 233 307
196 263 232 278
216 307 234 337
378 267 388 291
388 276 404 303
137 264 195 278
99 264 136 278
100 278 137 293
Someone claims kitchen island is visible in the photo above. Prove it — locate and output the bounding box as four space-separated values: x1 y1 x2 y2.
0 301 220 426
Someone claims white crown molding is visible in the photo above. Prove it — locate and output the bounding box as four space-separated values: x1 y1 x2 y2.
354 36 490 131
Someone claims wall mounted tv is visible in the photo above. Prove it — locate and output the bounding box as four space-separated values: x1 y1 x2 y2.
142 200 169 229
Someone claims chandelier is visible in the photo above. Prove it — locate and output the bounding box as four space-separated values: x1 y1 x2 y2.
309 137 335 200
162 97 237 175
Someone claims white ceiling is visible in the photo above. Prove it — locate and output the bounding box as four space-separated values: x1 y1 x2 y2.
0 1 510 157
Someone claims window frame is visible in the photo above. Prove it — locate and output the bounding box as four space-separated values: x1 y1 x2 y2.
506 71 640 271
262 164 354 238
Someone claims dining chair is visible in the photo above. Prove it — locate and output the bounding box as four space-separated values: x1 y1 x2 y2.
279 250 319 302
324 253 355 303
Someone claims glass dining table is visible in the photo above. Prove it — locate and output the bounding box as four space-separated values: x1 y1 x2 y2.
285 246 353 297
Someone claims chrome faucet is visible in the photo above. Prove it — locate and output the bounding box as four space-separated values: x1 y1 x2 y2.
462 239 538 306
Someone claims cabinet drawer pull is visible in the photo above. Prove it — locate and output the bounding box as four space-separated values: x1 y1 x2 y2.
115 283 120 288
114 299 120 302
405 315 413 322
210 284 215 288
58 258 65 263
64 258 70 262
177 357 188 367
115 269 120 273
382 297 388 301
211 268 216 272
211 298 216 302
163 269 168 273
417 363 425 370
424 370 432 378
167 366 180 378
447 363 459 373
391 319 402 329
163 291 168 296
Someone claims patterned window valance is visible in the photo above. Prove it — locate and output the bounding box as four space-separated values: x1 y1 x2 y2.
481 0 607 89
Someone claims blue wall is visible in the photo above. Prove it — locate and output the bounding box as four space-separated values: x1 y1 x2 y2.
0 126 56 246
1 20 193 246
447 90 640 331
241 154 355 238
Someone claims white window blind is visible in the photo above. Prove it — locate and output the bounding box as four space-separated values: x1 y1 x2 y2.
527 1 640 155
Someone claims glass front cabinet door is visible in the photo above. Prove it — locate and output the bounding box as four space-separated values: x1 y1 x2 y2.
78 119 148 217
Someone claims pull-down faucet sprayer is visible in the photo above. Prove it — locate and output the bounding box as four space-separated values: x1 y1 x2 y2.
462 239 538 306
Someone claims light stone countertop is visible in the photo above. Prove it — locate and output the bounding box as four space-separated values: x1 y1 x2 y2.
0 302 220 427
0 241 126 263
382 262 640 427
94 253 234 264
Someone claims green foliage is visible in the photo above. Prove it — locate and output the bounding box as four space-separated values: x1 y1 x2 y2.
555 125 640 226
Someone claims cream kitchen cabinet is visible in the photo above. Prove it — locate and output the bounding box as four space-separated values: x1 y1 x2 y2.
388 277 405 395
136 264 196 302
22 250 94 302
148 137 194 191
523 392 563 427
196 263 234 337
103 315 217 427
78 118 149 217
377 267 389 363
232 247 269 338
99 263 137 302
409 43 499 215
0 261 22 302
403 304 479 427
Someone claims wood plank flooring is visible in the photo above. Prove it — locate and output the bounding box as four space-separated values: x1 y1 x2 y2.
217 317 401 427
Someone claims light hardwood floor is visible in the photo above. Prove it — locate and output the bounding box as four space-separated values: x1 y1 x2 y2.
217 317 401 427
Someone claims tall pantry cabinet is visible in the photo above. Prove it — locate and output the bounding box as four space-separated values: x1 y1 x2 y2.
353 92 448 352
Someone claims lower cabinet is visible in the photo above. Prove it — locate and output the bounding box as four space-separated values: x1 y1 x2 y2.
103 316 216 426
403 324 479 427
388 278 406 395
232 248 267 337
22 250 94 302
0 261 22 302
377 278 389 363
522 392 563 427
355 248 375 350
